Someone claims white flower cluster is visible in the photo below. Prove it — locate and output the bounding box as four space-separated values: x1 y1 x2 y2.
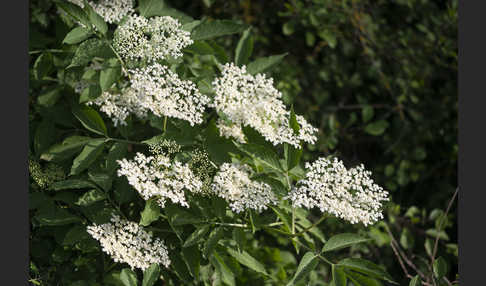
113 14 193 62
212 63 318 148
67 0 134 24
117 152 203 208
211 163 278 213
87 214 170 271
287 157 389 226
216 119 247 144
88 63 210 126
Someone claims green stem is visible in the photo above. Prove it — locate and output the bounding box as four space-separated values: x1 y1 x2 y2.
211 222 248 228
294 239 335 265
29 49 72 54
163 116 168 133
109 43 130 79
106 137 145 146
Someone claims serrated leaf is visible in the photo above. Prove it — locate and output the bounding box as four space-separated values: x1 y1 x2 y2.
286 252 319 286
119 268 138 286
235 28 253 66
138 0 167 17
182 245 201 279
183 225 211 247
142 264 160 286
73 104 108 136
172 252 192 282
41 136 94 162
68 38 113 68
63 225 91 245
70 138 105 175
246 53 287 75
49 178 97 191
332 265 347 286
34 53 53 80
203 227 225 257
345 270 383 286
212 251 235 286
106 142 128 175
338 258 395 283
234 142 282 171
34 120 56 155
192 20 248 41
37 87 63 107
79 84 102 103
88 171 112 191
35 207 81 226
409 275 421 286
84 1 107 35
140 199 161 226
56 2 91 28
433 257 447 279
226 248 268 276
63 26 92 44
75 188 107 206
100 59 121 91
364 120 389 136
322 233 370 252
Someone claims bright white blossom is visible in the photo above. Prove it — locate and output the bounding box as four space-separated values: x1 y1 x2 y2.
88 63 210 126
216 119 247 144
67 0 134 24
211 163 278 213
87 214 170 271
212 63 318 148
287 157 389 226
117 152 203 208
113 14 193 62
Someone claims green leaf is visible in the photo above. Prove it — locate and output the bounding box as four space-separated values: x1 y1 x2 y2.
286 252 319 286
212 251 235 286
345 270 383 286
182 20 201 32
204 119 239 164
425 229 450 241
140 199 161 226
68 38 114 68
35 207 81 226
49 178 97 191
56 1 91 28
88 171 112 191
119 268 138 286
203 227 225 257
70 138 105 175
63 225 91 245
33 52 53 80
79 84 102 104
409 275 421 286
167 207 202 226
183 225 211 247
362 105 374 123
75 189 107 206
83 1 108 35
234 142 282 171
63 26 92 45
364 120 389 136
226 248 268 276
246 53 288 75
433 257 447 279
182 245 201 279
41 136 94 162
332 265 347 286
138 0 167 17
100 59 121 91
285 107 303 170
338 258 395 283
192 20 248 41
106 142 128 175
37 87 63 107
73 104 108 136
172 252 192 282
34 120 56 155
318 30 337 48
235 28 253 66
142 264 160 286
322 233 370 252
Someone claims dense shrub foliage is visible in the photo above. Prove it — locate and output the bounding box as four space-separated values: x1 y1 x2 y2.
29 1 457 286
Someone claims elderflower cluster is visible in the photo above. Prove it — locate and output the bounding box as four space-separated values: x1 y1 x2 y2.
212 63 318 148
67 0 134 24
211 163 278 213
287 157 389 226
216 119 247 144
113 14 193 62
117 152 203 208
86 215 170 271
88 63 210 126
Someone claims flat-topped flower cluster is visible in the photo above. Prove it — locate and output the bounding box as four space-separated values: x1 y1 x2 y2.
287 157 390 226
87 215 170 271
68 0 134 24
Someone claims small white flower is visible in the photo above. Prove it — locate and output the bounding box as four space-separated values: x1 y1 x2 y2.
211 163 278 213
113 14 193 62
216 119 247 144
117 153 203 208
212 63 318 148
86 214 170 271
88 63 210 126
67 0 134 24
286 157 389 226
